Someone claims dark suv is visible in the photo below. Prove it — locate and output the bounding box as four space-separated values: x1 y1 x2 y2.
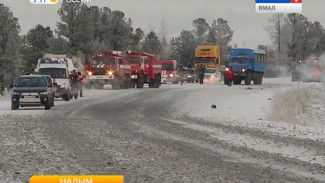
11 75 54 110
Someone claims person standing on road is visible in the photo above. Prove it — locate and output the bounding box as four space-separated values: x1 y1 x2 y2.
77 71 83 97
198 64 206 84
179 66 185 85
225 66 235 87
70 70 79 98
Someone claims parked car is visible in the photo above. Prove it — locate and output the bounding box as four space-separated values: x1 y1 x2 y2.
204 68 222 82
11 75 54 110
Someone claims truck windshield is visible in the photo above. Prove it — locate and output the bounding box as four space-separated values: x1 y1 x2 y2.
91 58 116 64
128 57 141 63
15 77 47 88
231 58 249 63
162 64 174 71
39 68 67 79
194 57 215 63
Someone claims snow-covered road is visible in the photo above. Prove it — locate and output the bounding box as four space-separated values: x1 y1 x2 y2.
0 78 324 182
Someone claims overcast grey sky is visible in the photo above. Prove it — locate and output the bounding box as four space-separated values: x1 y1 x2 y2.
1 0 324 48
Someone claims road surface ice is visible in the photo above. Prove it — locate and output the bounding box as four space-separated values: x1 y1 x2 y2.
0 78 324 182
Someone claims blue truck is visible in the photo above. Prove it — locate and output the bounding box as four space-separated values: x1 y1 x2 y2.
225 48 267 85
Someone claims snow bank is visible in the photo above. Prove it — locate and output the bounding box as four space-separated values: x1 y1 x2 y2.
268 84 311 122
174 77 325 142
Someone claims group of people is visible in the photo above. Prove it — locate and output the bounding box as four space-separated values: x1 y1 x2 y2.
178 64 236 87
70 70 83 98
178 64 206 85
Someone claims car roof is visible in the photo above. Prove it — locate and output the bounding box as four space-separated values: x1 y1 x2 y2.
19 75 45 78
39 64 67 69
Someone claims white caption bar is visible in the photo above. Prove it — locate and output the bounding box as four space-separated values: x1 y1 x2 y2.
256 3 302 13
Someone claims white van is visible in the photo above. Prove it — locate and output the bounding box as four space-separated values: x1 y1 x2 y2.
35 54 76 101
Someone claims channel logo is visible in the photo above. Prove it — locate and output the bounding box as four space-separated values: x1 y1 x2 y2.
30 0 58 5
256 0 302 13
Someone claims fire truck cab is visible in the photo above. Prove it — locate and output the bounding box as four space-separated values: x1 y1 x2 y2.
85 51 131 90
160 60 178 84
124 51 162 88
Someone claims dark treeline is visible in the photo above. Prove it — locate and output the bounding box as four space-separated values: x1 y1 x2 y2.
0 2 234 86
266 13 325 65
1 2 324 86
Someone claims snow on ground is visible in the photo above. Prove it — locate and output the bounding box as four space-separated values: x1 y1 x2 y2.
172 77 325 176
175 77 325 141
1 78 324 181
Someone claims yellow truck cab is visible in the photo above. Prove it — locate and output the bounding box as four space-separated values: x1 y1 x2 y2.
194 45 221 70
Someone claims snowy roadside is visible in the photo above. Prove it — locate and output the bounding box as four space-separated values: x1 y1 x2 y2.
173 77 325 179
175 77 325 142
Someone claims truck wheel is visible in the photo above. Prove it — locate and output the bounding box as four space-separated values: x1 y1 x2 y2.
259 73 263 84
11 101 19 110
45 102 51 110
64 93 70 101
120 79 125 89
137 82 144 88
136 75 144 88
156 75 161 88
149 80 154 88
253 73 260 85
119 79 126 89
125 78 131 89
245 73 252 85
130 81 135 88
112 78 120 90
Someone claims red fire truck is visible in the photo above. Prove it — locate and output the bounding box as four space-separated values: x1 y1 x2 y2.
292 60 323 82
85 51 131 90
124 51 162 88
160 60 178 84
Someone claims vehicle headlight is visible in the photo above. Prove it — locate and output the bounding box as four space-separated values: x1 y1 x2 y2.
211 75 215 77
39 91 49 95
225 68 229 71
187 75 192 78
13 92 20 95
87 71 93 76
242 69 246 72
108 71 113 76
169 74 174 78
